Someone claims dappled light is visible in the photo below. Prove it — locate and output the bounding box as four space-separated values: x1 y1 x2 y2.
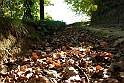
1 0 124 83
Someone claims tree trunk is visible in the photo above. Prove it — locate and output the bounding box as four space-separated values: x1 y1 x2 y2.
40 0 44 20
91 0 124 25
23 0 33 20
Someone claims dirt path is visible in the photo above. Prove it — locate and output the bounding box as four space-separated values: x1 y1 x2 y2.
0 25 124 83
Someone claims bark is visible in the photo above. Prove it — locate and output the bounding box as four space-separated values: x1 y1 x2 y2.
23 0 33 20
40 0 44 20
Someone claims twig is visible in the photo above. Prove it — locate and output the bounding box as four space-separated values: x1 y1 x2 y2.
72 64 90 83
40 70 55 83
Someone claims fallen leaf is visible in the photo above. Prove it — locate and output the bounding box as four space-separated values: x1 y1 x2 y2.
62 46 66 52
54 61 61 67
72 51 80 55
20 66 25 72
35 67 40 74
85 47 90 55
5 76 9 82
98 40 109 49
113 38 124 47
37 76 50 83
96 65 102 71
32 52 38 62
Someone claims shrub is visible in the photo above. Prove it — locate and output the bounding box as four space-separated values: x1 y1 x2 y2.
36 20 66 36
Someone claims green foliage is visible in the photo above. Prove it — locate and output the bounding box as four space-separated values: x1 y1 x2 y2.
44 0 54 6
44 13 52 20
64 0 94 16
0 17 66 42
0 0 25 18
23 20 66 41
0 0 53 20
0 17 29 38
22 19 66 41
36 20 67 36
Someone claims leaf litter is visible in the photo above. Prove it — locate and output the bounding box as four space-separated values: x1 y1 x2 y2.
0 26 124 83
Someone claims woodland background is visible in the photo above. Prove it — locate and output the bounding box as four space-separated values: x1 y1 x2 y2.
0 0 124 83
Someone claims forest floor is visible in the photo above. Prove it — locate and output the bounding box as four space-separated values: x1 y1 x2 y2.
0 23 124 83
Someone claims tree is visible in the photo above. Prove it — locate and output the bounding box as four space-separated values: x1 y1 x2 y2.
91 0 124 25
0 0 25 19
23 0 34 20
0 0 53 20
64 0 124 25
40 0 53 20
64 0 94 17
40 0 44 20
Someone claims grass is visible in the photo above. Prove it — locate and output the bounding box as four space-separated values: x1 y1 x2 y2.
87 27 124 38
72 22 124 38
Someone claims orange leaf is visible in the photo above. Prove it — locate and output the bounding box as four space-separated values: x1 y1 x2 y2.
96 65 102 70
55 61 61 67
83 68 87 72
32 52 38 61
51 61 61 67
80 42 85 45
106 53 113 59
20 66 25 72
35 67 40 74
46 57 51 63
73 51 80 55
85 47 90 54
51 61 55 64
93 51 97 56
62 46 66 51
100 52 106 57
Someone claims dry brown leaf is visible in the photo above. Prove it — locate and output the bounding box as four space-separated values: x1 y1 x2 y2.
62 46 66 52
98 40 109 49
27 77 36 83
20 66 25 72
37 76 50 83
35 67 40 74
113 38 124 47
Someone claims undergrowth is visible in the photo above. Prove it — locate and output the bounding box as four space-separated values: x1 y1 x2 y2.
36 20 66 35
0 18 67 61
